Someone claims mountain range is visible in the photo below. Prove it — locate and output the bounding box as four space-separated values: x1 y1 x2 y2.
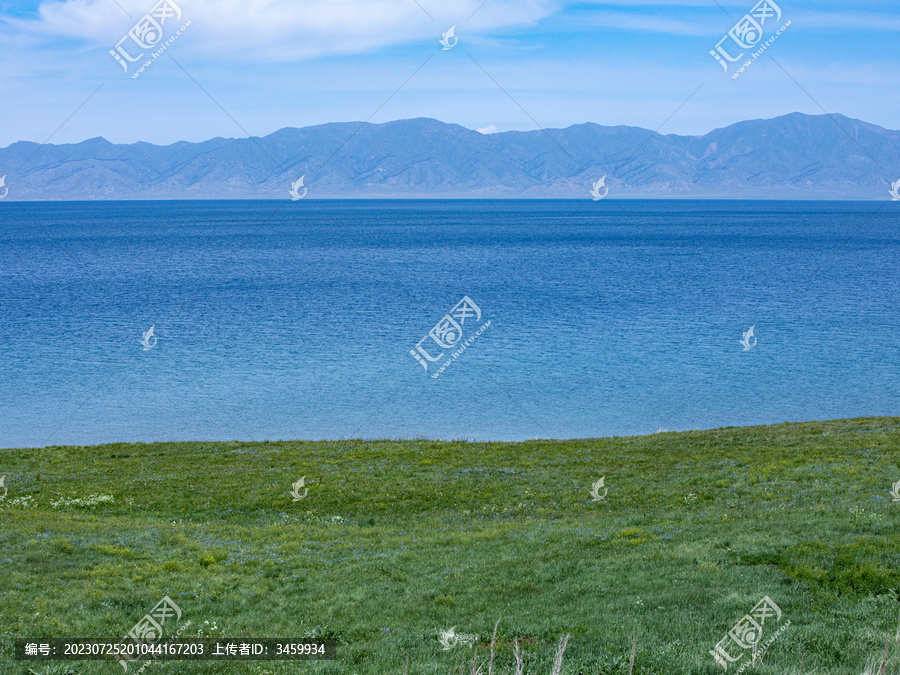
1 112 898 200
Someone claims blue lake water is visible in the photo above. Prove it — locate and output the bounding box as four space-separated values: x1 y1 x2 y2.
0 199 898 448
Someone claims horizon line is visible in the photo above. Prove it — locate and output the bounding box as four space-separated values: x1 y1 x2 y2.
2 196 895 203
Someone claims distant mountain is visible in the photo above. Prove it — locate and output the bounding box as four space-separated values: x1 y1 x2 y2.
1 113 898 199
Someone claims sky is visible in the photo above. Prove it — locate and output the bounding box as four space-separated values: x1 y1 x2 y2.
0 0 898 146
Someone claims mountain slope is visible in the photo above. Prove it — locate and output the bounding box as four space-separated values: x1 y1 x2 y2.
1 113 898 199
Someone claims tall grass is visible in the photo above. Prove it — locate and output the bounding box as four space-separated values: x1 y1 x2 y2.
445 624 570 675
443 617 898 675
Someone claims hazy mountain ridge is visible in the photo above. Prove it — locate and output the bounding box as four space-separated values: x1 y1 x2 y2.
2 112 898 199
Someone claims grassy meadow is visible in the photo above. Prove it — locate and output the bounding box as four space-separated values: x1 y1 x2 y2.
2 417 900 674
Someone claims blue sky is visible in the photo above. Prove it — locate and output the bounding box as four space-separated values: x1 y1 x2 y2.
0 0 898 146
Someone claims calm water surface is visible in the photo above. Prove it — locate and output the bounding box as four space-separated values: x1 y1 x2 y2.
0 199 898 447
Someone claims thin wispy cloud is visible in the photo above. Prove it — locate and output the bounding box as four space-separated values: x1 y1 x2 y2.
795 10 900 31
10 0 559 59
567 10 709 36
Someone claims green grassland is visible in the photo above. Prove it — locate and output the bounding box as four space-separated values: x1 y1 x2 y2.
2 417 900 674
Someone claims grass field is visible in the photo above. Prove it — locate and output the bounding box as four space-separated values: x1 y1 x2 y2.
2 417 900 674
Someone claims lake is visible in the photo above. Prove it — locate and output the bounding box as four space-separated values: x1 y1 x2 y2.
0 199 897 447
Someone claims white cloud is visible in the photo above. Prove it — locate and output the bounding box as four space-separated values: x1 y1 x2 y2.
11 0 561 60
477 124 499 134
11 0 900 64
